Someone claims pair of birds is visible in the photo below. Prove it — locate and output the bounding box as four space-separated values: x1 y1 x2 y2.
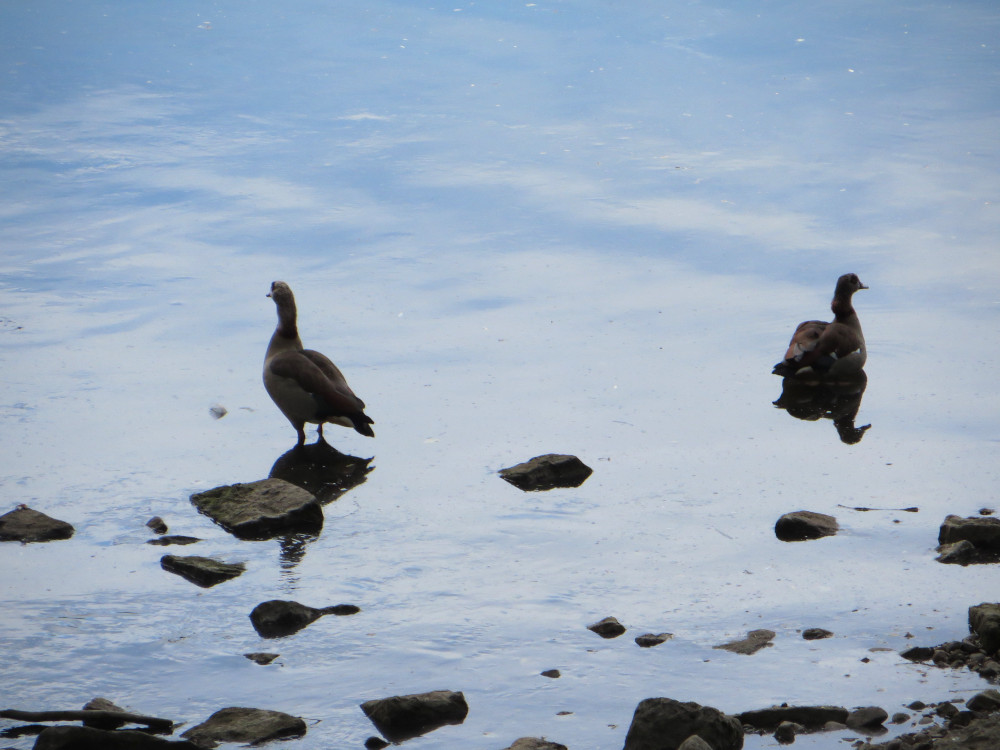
263 274 868 446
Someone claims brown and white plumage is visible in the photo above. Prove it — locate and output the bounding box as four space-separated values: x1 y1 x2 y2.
773 273 868 379
263 281 374 446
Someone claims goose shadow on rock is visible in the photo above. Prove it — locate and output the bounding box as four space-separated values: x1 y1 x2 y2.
269 437 374 504
772 371 871 444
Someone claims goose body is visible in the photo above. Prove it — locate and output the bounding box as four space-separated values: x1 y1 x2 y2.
773 273 868 379
263 281 374 446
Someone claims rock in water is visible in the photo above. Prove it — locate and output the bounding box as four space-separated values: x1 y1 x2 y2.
774 510 838 541
190 478 322 540
0 506 74 542
360 690 469 743
622 697 743 750
180 707 306 746
160 555 246 587
499 454 593 491
249 599 359 638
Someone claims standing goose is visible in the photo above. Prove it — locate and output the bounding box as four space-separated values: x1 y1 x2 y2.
773 273 868 379
263 281 374 446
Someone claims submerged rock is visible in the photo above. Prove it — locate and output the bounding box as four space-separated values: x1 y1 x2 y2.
360 690 469 743
32 726 199 749
774 510 838 541
160 555 245 588
190 478 322 540
635 632 674 648
146 535 201 546
587 616 626 639
622 697 743 750
244 652 280 665
714 629 775 655
737 705 849 730
180 707 306 746
249 599 360 638
499 454 593 491
0 505 74 543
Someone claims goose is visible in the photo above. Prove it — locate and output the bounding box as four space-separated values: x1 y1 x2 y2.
772 273 868 379
263 281 374 446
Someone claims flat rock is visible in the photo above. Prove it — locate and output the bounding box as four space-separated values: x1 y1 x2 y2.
0 506 74 542
635 632 674 648
588 616 626 639
190 478 322 540
360 690 468 743
846 706 888 729
499 454 593 491
244 652 280 665
774 510 838 541
939 514 1000 550
249 599 360 638
160 555 245 587
802 628 833 640
737 705 849 730
146 535 200 546
501 739 569 750
714 629 775 655
970 603 1000 655
622 697 743 750
180 707 306 747
33 726 199 749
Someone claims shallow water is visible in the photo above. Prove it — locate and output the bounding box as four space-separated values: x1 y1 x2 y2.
2 1 999 748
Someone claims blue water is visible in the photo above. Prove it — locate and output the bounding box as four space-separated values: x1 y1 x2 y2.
2 2 999 748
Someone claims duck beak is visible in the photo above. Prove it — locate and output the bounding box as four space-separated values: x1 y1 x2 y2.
859 282 869 290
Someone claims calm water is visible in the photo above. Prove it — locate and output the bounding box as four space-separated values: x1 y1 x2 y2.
2 1 999 748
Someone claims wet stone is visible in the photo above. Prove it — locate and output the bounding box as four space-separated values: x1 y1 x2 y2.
802 627 833 640
714 629 775 655
31 726 200 749
635 632 673 648
501 739 569 750
499 454 593 491
146 535 200 546
249 599 360 638
847 706 888 729
587 616 626 639
737 705 850 730
160 555 245 588
0 506 74 543
774 510 838 541
180 707 306 746
360 690 469 743
969 603 1000 654
623 698 743 750
244 652 280 665
190 477 322 540
540 669 561 678
145 516 168 534
938 514 1000 551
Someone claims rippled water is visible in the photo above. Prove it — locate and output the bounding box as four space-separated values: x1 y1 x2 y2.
2 2 999 748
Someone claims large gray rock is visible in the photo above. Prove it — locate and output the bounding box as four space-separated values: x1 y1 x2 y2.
33 726 199 749
499 454 593 491
249 599 360 638
360 690 468 743
160 555 245 588
939 515 1000 550
737 705 849 730
622 697 743 750
774 510 838 541
180 707 306 746
0 506 74 542
190 478 322 540
970 603 1000 655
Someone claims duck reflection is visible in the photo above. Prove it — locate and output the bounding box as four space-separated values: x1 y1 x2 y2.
269 437 374 505
772 372 871 444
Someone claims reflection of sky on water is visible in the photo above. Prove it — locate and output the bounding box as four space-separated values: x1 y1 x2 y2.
2 2 999 748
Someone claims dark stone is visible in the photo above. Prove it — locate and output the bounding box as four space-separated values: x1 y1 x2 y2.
847 707 888 729
190 478 322 540
967 690 1000 713
969 603 1000 655
677 736 715 750
249 599 360 638
499 454 593 491
774 510 838 541
713 629 775 655
900 646 935 662
737 705 850 730
501 739 569 750
773 721 803 744
160 555 245 588
180 707 306 746
636 633 673 648
939 515 1000 550
145 517 168 535
0 506 74 543
146 536 200 546
936 540 988 565
588 616 626 639
364 737 390 750
622 697 743 750
33 726 199 749
802 628 833 640
360 690 468 743
81 698 126 729
244 652 280 665
541 669 561 678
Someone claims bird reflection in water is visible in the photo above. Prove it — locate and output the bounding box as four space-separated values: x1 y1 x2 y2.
268 438 374 568
772 372 871 444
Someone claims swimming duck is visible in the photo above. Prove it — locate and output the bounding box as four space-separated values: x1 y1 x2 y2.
263 281 374 446
772 273 868 379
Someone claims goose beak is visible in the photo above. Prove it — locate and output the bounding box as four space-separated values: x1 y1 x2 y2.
859 282 869 290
